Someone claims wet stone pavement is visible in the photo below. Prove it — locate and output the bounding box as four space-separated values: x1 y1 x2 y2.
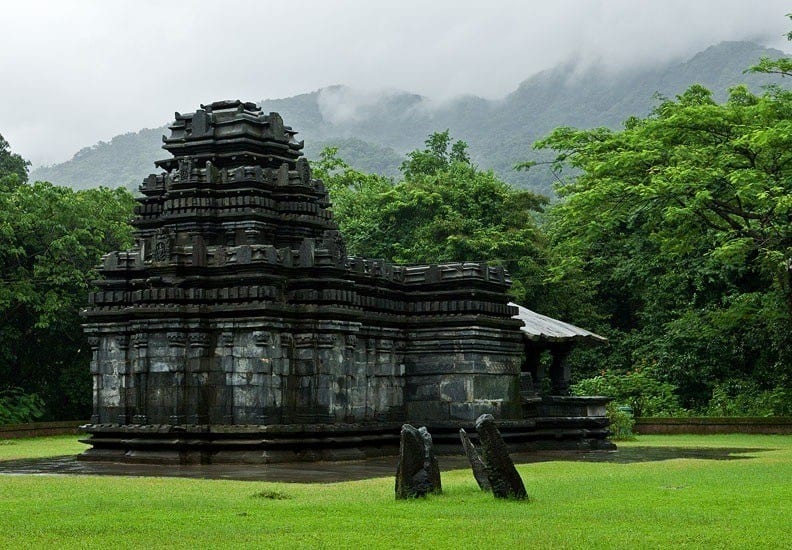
0 447 768 483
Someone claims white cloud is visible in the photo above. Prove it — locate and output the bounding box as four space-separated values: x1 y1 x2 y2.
1 0 789 166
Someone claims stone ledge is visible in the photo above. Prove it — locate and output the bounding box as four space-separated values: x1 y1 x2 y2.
0 420 87 439
635 417 792 435
77 416 614 464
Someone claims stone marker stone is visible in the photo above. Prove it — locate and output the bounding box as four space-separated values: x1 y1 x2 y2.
459 428 491 491
395 424 440 498
419 426 442 494
475 414 528 499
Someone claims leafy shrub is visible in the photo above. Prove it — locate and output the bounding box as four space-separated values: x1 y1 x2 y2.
705 379 792 417
606 403 636 440
0 388 46 425
571 369 682 417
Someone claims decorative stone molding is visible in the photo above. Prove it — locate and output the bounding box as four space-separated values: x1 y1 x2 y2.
114 335 129 350
166 332 187 347
130 333 148 348
188 333 212 348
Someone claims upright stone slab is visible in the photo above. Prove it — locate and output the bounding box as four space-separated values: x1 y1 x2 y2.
459 428 491 491
475 414 527 499
418 426 442 494
395 424 434 499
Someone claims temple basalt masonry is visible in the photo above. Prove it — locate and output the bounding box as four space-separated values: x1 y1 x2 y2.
81 100 613 463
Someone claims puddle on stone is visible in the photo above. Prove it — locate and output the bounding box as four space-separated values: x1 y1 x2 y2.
0 446 771 483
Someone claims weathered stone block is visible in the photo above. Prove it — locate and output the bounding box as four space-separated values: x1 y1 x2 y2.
449 402 499 421
472 375 516 399
406 382 440 401
440 378 469 402
405 401 449 420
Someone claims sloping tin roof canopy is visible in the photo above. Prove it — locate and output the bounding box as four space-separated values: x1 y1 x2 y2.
510 302 608 345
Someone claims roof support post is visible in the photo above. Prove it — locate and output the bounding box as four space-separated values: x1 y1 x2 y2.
548 343 573 396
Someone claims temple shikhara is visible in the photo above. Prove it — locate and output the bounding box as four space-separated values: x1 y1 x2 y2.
80 100 612 463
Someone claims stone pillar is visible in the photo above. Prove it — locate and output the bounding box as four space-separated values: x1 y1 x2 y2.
522 341 547 395
548 343 573 396
216 330 235 425
87 335 101 424
143 331 187 424
92 332 129 424
115 334 131 424
185 331 212 424
130 332 149 424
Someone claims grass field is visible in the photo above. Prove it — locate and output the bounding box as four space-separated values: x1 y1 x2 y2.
1 434 790 549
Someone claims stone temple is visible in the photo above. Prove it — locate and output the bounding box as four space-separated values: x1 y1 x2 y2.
80 100 612 463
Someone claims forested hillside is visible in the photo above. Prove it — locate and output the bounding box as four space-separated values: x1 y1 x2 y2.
31 41 786 194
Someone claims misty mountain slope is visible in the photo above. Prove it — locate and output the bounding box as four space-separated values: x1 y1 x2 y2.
31 127 166 190
259 90 326 134
302 137 404 179
30 41 788 194
471 41 787 191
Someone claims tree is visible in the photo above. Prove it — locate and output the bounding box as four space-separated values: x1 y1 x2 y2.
0 168 135 419
314 132 550 305
312 146 396 258
0 134 30 183
524 83 792 409
400 130 471 180
747 13 792 78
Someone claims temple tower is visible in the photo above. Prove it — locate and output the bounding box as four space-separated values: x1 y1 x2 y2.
81 101 610 463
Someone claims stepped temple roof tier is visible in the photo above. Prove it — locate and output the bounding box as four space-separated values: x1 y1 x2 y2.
155 100 303 171
80 101 613 464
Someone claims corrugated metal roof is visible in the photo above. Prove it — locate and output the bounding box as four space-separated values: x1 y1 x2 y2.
509 302 608 344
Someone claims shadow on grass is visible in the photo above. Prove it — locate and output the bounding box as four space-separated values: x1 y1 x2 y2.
556 446 769 464
0 446 773 483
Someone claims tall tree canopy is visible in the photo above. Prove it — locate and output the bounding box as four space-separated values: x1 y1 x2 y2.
314 132 550 305
0 134 30 184
526 83 792 408
0 156 135 419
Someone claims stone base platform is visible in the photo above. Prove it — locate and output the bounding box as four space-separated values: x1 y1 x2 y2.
79 408 615 465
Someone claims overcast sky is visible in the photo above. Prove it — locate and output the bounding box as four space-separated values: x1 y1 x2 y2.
2 0 790 167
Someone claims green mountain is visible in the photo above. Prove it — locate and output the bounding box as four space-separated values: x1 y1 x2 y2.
30 41 788 195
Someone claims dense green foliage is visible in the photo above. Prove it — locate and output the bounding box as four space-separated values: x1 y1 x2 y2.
705 378 792 417
0 387 45 425
0 134 30 183
0 156 135 419
601 404 636 440
31 42 786 195
305 137 403 179
571 371 681 418
2 434 792 548
529 81 792 411
315 132 549 304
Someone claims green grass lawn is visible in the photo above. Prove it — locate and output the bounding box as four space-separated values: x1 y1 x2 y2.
0 434 84 460
1 434 790 549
